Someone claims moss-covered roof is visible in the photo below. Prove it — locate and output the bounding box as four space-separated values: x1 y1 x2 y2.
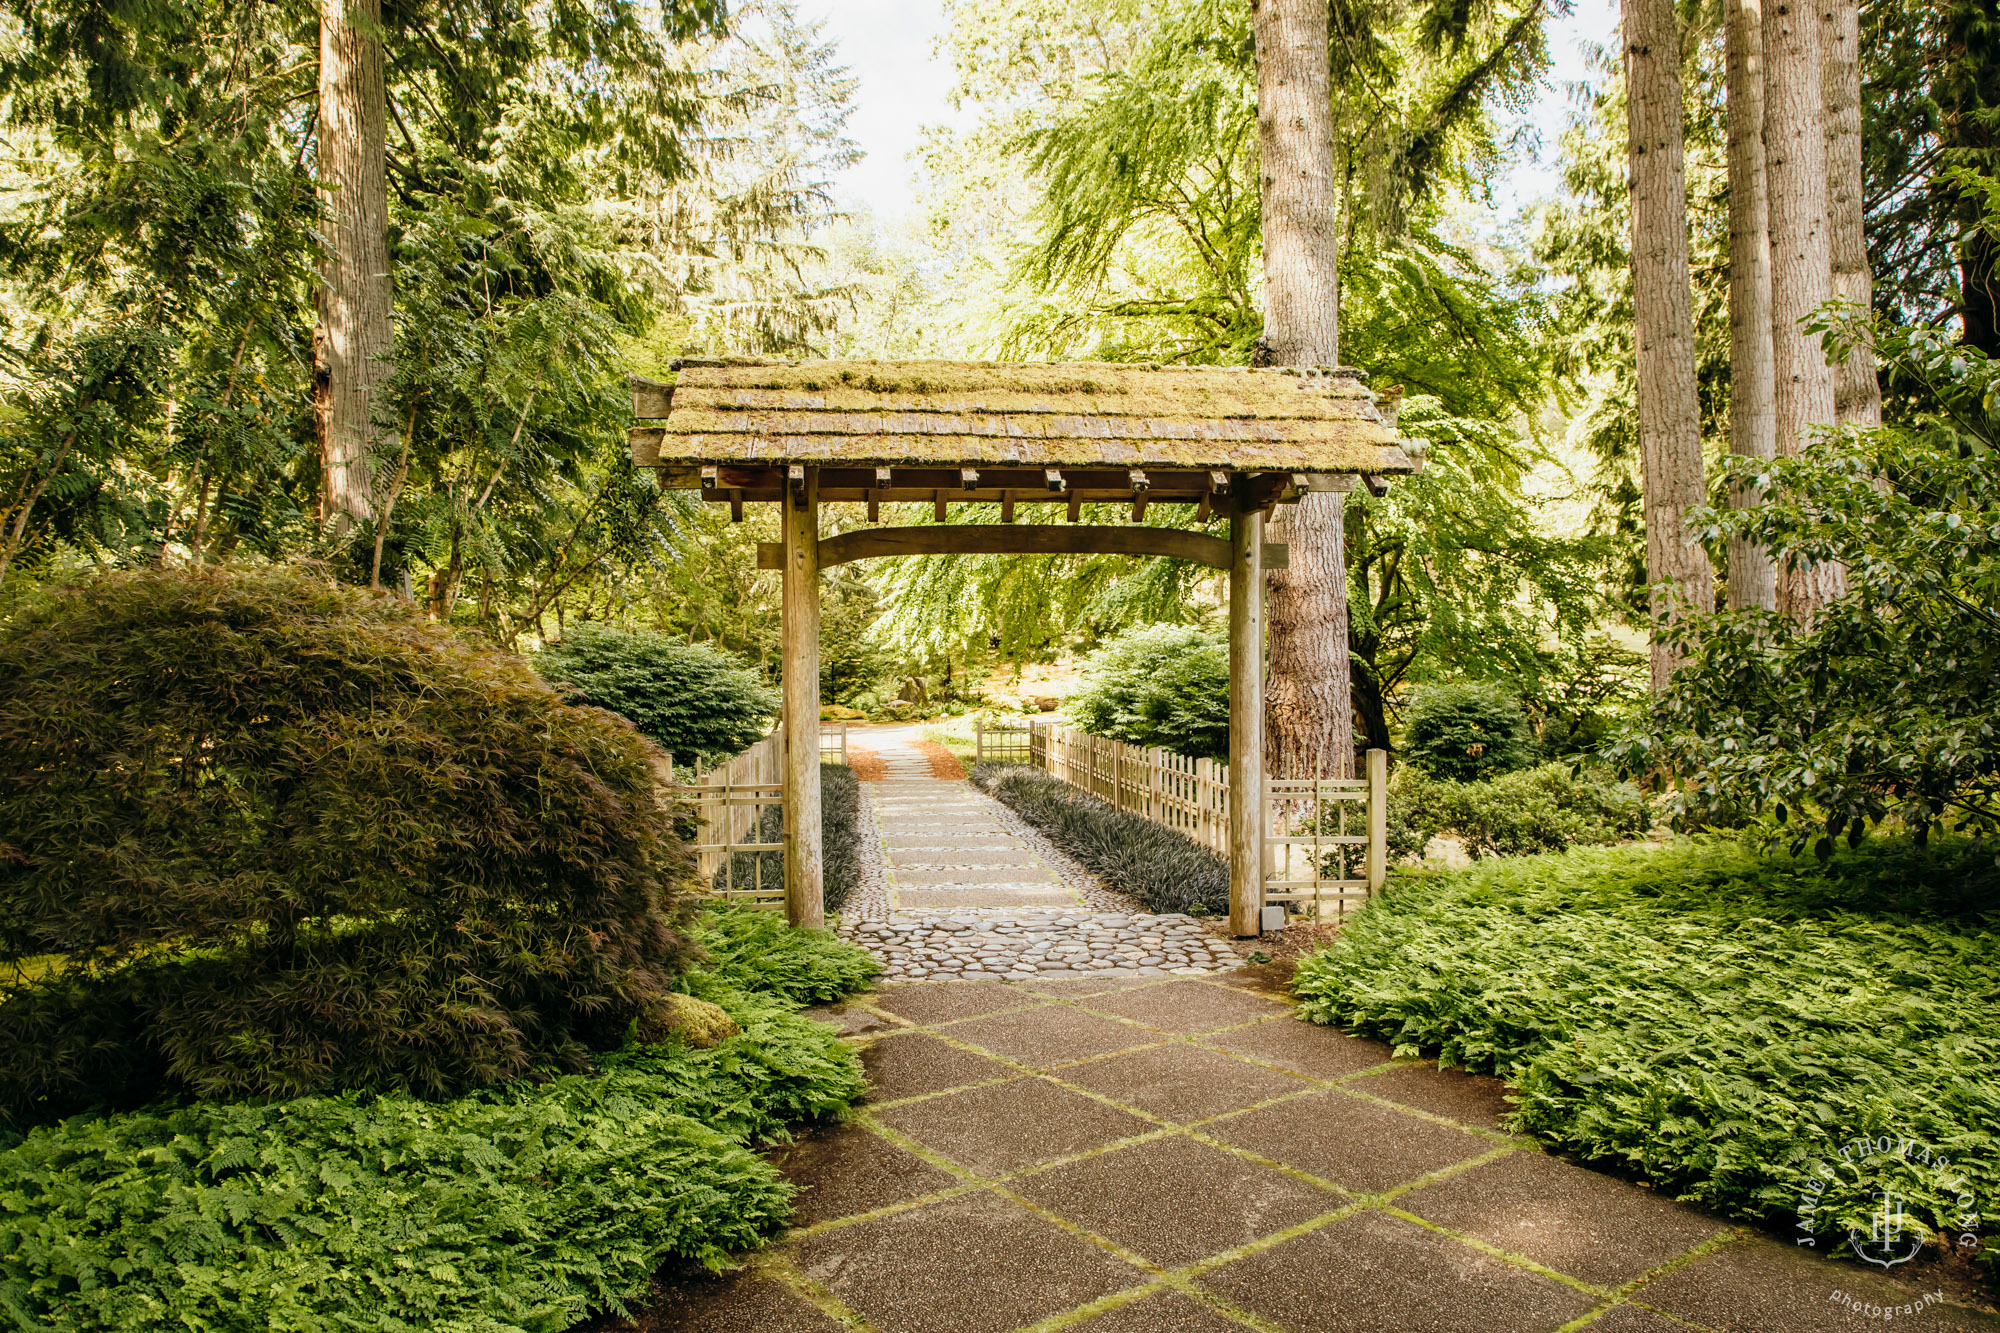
632 358 1414 474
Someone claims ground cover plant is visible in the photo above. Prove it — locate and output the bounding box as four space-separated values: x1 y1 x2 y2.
534 625 778 771
1291 839 2000 1274
0 565 696 1123
0 908 878 1333
972 762 1226 914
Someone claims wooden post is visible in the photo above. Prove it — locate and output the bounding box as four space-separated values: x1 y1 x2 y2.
1228 493 1265 937
1366 747 1388 892
783 465 824 928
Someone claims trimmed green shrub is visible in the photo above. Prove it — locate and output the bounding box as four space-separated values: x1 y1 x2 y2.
0 908 876 1333
972 763 1226 914
0 565 693 1123
534 624 777 768
1402 682 1535 781
713 764 863 914
1068 624 1230 762
1291 840 2000 1276
1388 762 1650 860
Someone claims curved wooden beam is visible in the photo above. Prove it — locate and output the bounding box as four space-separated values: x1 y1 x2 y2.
820 525 1237 570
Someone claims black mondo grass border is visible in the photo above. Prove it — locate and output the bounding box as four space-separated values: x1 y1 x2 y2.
971 761 1228 916
712 764 863 914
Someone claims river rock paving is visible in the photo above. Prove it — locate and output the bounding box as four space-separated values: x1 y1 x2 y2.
849 910 1241 982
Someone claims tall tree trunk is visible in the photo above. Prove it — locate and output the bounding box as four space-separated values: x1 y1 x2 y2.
315 0 391 538
1254 0 1354 781
1966 229 2000 357
1724 0 1778 611
1625 0 1716 690
1824 0 1881 428
1764 0 1844 615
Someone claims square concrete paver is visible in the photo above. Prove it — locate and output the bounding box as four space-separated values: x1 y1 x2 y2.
1199 1209 1598 1333
1398 1151 1726 1287
794 1188 1146 1333
869 983 1043 1026
1344 1061 1517 1132
886 849 1041 867
1635 1237 2000 1332
939 1004 1160 1068
1010 1134 1343 1268
624 1272 845 1332
894 867 1061 885
899 887 1080 908
1067 1289 1256 1332
1203 1090 1493 1194
861 1031 1018 1101
771 1124 960 1227
873 1076 1155 1176
1079 979 1293 1035
1198 1017 1395 1080
1058 1042 1312 1123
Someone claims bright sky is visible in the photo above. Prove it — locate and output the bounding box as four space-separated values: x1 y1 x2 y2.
797 0 1624 224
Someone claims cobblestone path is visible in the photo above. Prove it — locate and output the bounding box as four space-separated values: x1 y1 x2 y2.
835 726 1241 981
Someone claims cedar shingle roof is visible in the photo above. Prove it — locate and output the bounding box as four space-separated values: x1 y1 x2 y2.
630 358 1415 475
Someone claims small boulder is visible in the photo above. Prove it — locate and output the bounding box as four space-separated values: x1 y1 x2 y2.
638 993 741 1048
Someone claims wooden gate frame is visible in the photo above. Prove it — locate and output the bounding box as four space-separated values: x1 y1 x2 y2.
631 359 1416 935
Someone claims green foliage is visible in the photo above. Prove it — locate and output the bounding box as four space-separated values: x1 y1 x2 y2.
820 572 896 706
0 565 693 1123
714 765 868 916
1291 840 2000 1274
684 902 881 1006
972 762 1226 914
1346 399 1632 752
1402 682 1536 781
1387 762 1651 860
869 501 1218 666
1067 623 1230 762
883 0 1618 725
0 911 873 1333
0 0 854 636
534 624 778 768
1619 323 2000 851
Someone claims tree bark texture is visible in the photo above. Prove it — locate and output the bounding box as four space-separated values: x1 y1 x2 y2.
1967 229 2000 358
1252 0 1341 368
1263 493 1354 777
1253 0 1354 780
1764 0 1845 615
1823 0 1881 429
1624 0 1716 690
315 0 391 536
1724 0 1779 611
